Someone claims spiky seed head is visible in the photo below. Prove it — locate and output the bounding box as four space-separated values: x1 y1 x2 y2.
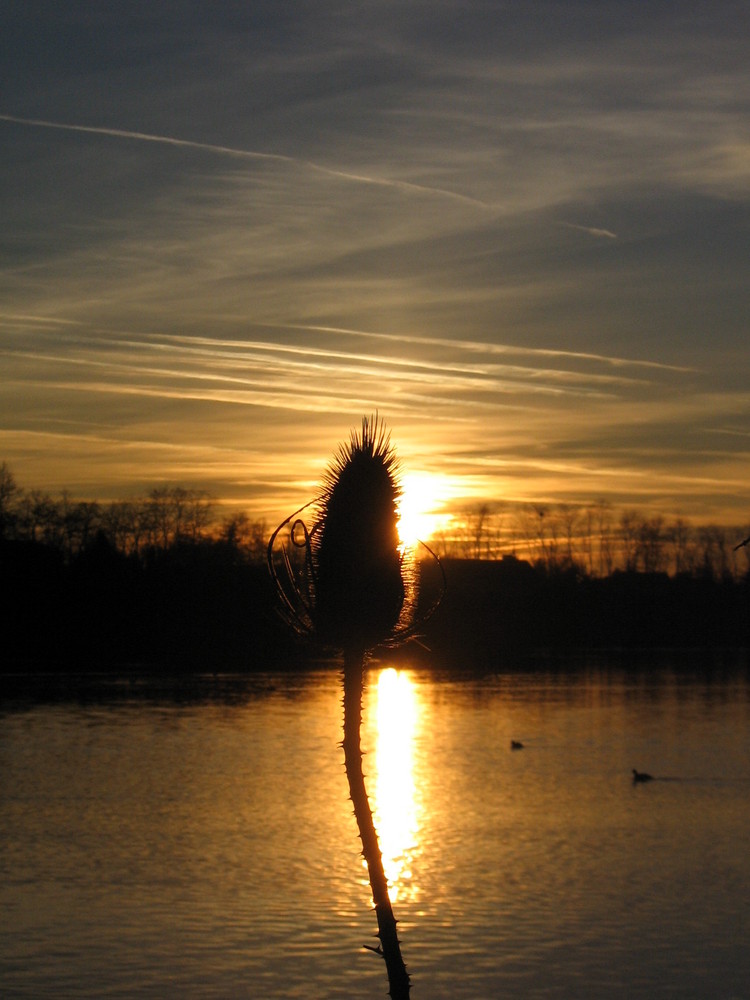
312 415 405 651
267 415 441 649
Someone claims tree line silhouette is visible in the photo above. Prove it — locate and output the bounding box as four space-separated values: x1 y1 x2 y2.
1 463 748 673
433 501 749 581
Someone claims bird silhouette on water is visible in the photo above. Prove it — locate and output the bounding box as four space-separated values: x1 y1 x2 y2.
632 768 654 783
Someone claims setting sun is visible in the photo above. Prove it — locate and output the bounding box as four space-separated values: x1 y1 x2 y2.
397 472 452 548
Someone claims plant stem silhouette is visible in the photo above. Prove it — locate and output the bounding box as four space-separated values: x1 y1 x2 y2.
343 648 410 999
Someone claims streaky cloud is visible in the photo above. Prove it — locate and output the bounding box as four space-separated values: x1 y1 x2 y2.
19 378 438 418
144 332 643 388
258 322 694 373
710 427 750 441
0 312 85 329
4 342 615 409
4 330 638 400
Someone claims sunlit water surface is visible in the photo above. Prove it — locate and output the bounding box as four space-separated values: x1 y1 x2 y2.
2 662 749 999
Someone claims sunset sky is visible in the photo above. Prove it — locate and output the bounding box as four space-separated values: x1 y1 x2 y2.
2 2 748 533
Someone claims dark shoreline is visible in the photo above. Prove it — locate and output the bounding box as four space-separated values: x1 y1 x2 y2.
3 541 748 680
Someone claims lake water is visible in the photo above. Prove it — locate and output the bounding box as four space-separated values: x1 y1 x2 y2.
1 660 749 999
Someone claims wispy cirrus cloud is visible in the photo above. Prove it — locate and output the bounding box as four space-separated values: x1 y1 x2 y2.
1 2 748 525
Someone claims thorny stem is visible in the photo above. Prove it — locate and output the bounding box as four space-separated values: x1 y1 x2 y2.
342 649 411 1000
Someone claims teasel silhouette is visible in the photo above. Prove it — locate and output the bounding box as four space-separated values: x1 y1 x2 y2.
268 415 444 1000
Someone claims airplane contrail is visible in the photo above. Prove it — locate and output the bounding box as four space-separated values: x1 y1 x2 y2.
0 113 491 209
559 221 618 240
0 112 289 164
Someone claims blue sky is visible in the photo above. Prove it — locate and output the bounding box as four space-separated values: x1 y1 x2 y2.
1 2 748 530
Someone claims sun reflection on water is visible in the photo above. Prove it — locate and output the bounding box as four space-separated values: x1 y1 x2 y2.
371 668 421 904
